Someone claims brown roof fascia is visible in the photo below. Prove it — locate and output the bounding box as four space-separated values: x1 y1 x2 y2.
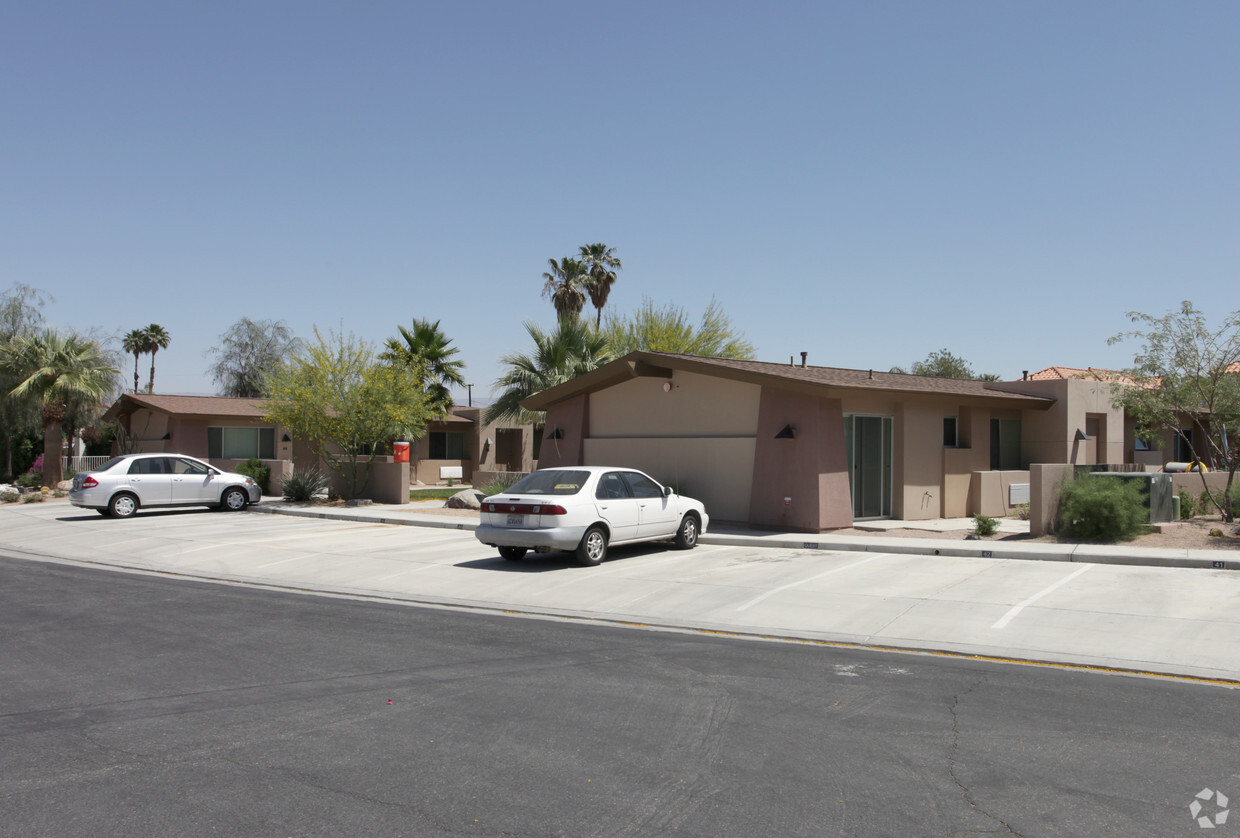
521 352 1056 411
102 393 270 422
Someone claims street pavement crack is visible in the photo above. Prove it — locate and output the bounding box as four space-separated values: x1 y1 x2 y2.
947 679 1026 838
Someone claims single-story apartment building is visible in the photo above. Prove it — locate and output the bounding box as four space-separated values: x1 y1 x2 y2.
100 394 538 496
522 352 1151 532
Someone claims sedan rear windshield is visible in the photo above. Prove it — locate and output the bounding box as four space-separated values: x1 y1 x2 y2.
506 470 589 496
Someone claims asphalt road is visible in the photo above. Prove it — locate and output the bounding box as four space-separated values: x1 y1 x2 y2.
2 556 1237 838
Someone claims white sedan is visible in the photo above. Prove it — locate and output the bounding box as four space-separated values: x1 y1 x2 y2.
69 453 262 518
475 466 709 566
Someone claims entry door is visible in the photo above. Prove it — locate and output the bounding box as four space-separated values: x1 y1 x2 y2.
846 415 892 519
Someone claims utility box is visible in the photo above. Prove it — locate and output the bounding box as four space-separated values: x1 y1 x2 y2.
1090 472 1175 523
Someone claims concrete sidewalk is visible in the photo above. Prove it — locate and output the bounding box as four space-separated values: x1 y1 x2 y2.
252 500 1239 572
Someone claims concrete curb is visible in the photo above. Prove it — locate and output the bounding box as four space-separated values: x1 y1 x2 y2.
249 504 1239 572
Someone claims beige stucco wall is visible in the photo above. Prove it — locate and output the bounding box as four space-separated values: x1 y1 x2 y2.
970 470 1031 518
896 400 944 521
584 436 756 522
580 372 762 523
589 372 761 437
1006 379 1124 465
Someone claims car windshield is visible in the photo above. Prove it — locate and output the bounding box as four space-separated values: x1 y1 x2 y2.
505 470 589 496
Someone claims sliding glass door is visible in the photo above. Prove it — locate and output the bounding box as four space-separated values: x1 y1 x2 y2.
844 414 892 519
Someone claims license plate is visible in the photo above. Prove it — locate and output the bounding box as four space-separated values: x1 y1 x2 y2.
507 514 524 526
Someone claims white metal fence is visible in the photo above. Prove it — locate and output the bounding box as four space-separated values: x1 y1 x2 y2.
62 456 112 475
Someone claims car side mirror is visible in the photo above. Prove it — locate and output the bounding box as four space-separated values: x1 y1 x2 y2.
663 486 672 497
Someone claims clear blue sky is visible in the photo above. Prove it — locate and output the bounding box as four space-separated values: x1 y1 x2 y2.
4 1 1237 400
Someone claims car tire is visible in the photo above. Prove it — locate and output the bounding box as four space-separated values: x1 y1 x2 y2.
96 509 111 517
575 526 608 566
498 546 527 561
221 487 249 512
674 513 700 549
108 493 138 519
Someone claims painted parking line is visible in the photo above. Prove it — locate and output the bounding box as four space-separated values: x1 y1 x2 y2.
254 553 320 570
735 554 885 612
991 563 1096 629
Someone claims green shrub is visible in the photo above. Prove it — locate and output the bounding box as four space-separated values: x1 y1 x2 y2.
476 474 521 498
281 467 328 502
973 514 999 536
21 492 44 503
0 490 18 503
236 458 271 494
1178 488 1199 520
1014 503 1030 521
14 471 42 489
1058 474 1148 542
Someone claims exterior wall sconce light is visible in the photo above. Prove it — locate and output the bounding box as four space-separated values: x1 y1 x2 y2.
282 434 291 442
545 428 564 440
1074 428 1089 441
161 432 172 440
774 424 796 440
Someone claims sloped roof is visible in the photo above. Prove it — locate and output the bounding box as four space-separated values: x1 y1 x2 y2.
103 393 269 421
522 352 1057 411
103 393 482 424
1024 366 1132 383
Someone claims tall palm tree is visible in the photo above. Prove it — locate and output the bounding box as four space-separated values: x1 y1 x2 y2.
142 324 170 393
484 318 614 426
578 243 622 328
541 257 588 320
121 328 145 393
0 329 119 487
380 318 467 417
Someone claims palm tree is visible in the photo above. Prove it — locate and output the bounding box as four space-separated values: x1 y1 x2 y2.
141 324 171 393
541 257 588 320
484 318 614 426
0 329 119 487
578 243 622 328
121 328 146 393
380 318 467 416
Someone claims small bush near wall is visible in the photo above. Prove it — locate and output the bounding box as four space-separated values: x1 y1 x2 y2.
236 458 271 494
973 514 999 536
476 473 521 497
1058 474 1148 542
281 468 328 502
1178 488 1199 519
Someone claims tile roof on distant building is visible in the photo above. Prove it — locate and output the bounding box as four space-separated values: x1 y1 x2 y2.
1024 366 1124 382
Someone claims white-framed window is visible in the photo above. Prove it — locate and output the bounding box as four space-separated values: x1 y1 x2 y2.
208 427 276 460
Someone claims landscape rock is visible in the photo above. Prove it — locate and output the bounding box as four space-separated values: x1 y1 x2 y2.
444 489 485 510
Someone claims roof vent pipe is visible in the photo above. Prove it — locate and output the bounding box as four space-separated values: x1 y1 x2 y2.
1023 370 1029 381
800 352 808 368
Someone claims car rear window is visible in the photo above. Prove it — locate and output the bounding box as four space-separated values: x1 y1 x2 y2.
506 470 589 496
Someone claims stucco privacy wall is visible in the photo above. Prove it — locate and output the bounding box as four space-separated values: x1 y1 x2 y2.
585 372 761 522
748 388 850 531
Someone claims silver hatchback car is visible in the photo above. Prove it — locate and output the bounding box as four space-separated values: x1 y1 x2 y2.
70 453 262 518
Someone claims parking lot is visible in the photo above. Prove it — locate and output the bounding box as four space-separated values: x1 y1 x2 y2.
3 500 1240 683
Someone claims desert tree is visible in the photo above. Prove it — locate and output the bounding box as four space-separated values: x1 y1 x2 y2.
1108 300 1240 521
207 318 301 398
263 328 431 499
600 296 756 359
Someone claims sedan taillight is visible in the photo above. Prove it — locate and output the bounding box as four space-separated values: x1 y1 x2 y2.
486 502 567 516
80 476 98 489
